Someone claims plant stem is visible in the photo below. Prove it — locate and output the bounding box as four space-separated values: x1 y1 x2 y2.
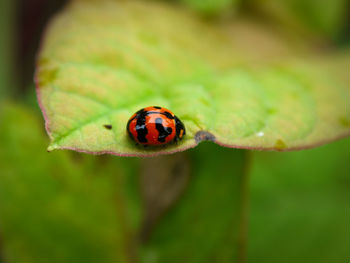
139 153 191 242
237 150 252 263
113 172 139 263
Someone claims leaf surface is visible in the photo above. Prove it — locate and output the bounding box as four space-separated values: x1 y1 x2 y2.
182 0 239 15
250 0 349 38
36 0 350 156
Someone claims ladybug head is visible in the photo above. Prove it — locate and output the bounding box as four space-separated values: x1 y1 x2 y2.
174 115 186 141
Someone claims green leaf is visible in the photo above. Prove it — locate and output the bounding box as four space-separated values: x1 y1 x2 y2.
250 0 349 38
36 0 350 157
249 137 350 263
141 143 247 263
0 102 141 263
182 0 239 16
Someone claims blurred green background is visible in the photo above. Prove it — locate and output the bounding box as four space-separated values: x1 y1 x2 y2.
0 0 350 263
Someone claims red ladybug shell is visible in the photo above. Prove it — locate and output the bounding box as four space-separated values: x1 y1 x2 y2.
126 106 185 146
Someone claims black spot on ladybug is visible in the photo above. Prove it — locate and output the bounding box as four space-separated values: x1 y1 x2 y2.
145 110 174 120
174 115 186 141
155 117 173 143
162 111 174 120
153 106 161 109
126 117 136 140
195 131 215 143
103 124 112 130
135 110 148 143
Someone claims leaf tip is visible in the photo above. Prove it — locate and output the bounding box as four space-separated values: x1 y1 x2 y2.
47 144 59 152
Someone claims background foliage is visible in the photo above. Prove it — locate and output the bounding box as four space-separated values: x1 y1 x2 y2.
0 0 350 262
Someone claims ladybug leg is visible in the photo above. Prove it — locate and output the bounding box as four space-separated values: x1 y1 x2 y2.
143 145 148 148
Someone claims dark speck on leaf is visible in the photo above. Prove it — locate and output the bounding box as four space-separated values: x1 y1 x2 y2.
195 131 216 143
103 124 113 130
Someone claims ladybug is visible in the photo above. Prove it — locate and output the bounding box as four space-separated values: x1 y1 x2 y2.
127 106 186 146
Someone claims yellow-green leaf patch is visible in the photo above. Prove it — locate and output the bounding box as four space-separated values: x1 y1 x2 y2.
36 0 350 156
